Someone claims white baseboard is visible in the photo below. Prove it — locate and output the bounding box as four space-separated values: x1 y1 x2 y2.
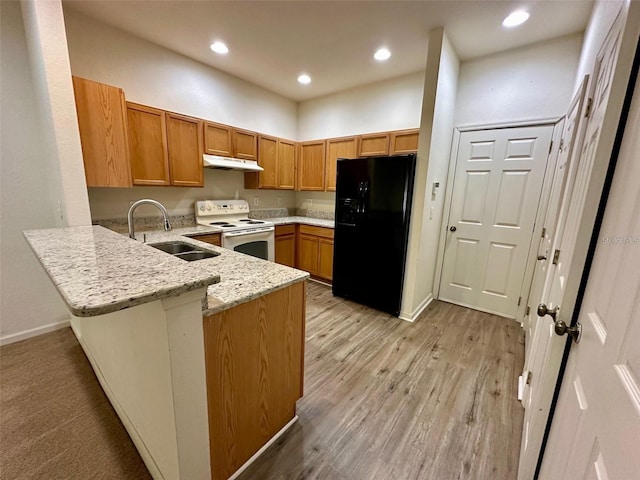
399 293 434 323
0 319 70 346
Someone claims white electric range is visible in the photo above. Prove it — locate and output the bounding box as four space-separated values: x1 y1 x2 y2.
195 199 275 261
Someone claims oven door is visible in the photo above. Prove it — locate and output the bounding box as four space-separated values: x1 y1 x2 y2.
222 228 275 262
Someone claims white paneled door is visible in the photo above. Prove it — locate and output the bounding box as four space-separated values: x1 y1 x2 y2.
440 125 553 318
539 70 640 480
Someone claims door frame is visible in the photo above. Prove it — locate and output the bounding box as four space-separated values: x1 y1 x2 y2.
433 119 562 319
534 9 640 477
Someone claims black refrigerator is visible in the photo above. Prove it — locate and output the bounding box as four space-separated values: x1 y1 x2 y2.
332 153 416 316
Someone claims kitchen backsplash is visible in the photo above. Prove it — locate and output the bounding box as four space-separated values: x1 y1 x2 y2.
95 207 334 234
93 214 197 234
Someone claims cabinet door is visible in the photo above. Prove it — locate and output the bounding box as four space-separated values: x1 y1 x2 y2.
297 234 319 275
389 129 419 154
358 133 389 157
275 234 296 267
318 238 334 281
325 137 357 192
257 135 278 188
277 139 296 190
203 283 304 480
233 129 258 160
127 103 170 186
189 233 221 246
72 77 131 187
298 141 326 191
166 112 204 187
204 122 233 156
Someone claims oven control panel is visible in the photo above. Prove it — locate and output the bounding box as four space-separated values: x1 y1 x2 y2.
195 200 250 216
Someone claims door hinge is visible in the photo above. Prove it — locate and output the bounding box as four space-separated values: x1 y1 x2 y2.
541 227 547 238
548 140 554 154
585 97 593 118
525 306 530 316
518 296 522 306
552 249 560 265
526 371 532 385
559 138 565 152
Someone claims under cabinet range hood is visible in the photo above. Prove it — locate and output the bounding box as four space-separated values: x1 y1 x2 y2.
202 154 264 172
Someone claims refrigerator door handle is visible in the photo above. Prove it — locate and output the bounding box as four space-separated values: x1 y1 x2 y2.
360 181 369 215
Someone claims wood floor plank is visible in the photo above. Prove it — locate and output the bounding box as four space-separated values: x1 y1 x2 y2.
240 281 525 480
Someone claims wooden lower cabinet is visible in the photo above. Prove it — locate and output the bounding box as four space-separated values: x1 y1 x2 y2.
297 225 334 282
202 282 305 480
275 225 296 267
189 233 221 246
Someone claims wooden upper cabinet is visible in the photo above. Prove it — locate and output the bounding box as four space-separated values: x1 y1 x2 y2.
389 129 419 155
204 121 233 156
127 102 170 186
298 141 326 191
325 136 357 192
277 139 296 190
233 129 258 160
358 132 389 157
72 76 131 187
166 112 204 187
258 135 278 189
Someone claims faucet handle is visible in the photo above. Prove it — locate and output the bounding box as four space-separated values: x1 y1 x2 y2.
164 218 172 231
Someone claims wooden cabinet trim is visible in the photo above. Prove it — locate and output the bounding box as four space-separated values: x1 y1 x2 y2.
277 139 296 190
189 233 221 246
233 128 258 160
298 224 334 239
275 224 296 236
358 132 390 157
298 140 326 191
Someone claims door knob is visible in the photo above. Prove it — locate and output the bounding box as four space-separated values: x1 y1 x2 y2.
449 226 457 232
554 320 581 344
537 303 559 320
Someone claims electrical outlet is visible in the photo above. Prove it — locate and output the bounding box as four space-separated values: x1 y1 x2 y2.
277 197 282 206
253 197 259 206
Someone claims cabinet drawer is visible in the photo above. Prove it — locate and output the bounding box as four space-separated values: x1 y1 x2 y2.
190 233 222 246
275 224 296 236
299 225 334 239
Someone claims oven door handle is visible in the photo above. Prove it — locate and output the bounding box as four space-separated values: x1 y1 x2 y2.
223 227 274 237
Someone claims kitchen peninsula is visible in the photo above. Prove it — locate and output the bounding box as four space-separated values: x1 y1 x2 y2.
23 225 309 480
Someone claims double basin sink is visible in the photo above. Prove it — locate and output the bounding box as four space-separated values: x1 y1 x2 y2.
149 241 219 262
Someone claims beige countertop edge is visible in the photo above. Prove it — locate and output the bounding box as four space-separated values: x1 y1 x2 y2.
203 274 310 317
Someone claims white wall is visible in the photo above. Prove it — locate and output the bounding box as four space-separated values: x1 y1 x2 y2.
297 72 425 140
21 0 91 226
574 0 626 93
455 33 583 127
64 9 297 140
401 29 460 321
0 1 72 344
63 8 300 219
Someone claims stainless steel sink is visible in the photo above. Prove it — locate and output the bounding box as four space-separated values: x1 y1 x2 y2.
149 241 220 261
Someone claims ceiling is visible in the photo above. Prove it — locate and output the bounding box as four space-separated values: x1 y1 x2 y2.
63 0 594 102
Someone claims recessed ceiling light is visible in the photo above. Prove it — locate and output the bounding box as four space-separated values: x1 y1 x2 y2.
502 10 530 28
374 48 391 61
298 74 311 85
210 41 229 54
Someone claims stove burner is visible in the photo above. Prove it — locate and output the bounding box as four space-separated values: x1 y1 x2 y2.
238 219 252 222
220 224 237 228
210 222 231 225
247 221 263 224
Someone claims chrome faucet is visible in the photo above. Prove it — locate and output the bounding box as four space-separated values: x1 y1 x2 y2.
128 199 172 240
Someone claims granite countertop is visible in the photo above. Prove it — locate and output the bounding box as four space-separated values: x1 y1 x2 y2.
270 216 334 228
23 226 221 317
139 228 310 316
24 225 310 318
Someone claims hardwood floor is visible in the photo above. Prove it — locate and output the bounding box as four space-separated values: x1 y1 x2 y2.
0 281 524 479
239 281 524 479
